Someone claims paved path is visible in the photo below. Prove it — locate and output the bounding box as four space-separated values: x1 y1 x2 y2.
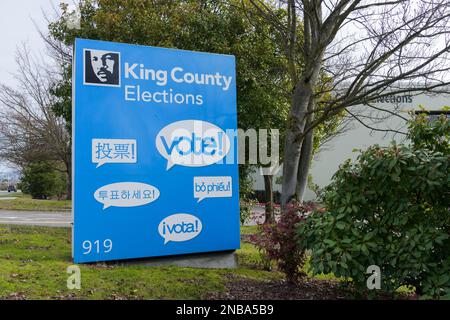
0 210 72 227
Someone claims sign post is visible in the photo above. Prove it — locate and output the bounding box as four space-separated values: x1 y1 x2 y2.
72 39 239 263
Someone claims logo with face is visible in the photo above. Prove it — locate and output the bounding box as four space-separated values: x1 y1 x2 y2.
84 49 120 86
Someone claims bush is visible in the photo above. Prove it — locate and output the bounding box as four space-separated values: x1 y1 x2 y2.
251 201 316 283
20 161 67 199
408 111 449 154
298 112 450 298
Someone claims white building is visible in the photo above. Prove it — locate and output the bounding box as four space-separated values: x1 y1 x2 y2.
252 92 450 200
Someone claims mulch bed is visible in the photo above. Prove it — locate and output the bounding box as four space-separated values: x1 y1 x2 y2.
220 234 417 300
230 233 349 299
207 275 349 300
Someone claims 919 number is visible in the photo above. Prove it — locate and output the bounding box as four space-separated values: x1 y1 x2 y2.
82 239 113 255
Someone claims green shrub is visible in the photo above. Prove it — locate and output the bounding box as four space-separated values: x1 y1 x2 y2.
20 162 67 199
408 111 449 154
299 112 450 298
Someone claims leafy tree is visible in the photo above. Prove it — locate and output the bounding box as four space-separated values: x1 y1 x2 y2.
20 161 67 199
48 0 290 133
299 111 450 298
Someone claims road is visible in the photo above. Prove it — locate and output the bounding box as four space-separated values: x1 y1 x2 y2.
0 205 265 227
0 210 72 227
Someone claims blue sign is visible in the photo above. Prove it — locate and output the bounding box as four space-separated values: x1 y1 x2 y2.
73 38 240 263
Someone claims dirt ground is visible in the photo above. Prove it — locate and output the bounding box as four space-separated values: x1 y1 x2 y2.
207 275 349 300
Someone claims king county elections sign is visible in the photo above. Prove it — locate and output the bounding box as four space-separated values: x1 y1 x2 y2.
72 38 240 263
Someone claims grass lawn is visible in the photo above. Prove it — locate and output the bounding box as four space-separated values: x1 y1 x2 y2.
0 225 285 300
0 193 71 211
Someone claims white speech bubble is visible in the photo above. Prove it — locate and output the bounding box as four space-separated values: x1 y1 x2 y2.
158 213 202 245
194 176 232 202
92 139 137 168
155 120 231 170
94 182 159 209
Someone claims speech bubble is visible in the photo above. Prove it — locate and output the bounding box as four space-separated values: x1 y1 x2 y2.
92 139 137 168
155 120 231 170
194 176 232 202
94 182 159 209
158 213 202 245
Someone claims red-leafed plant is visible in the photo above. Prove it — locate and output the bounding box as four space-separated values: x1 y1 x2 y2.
250 201 316 283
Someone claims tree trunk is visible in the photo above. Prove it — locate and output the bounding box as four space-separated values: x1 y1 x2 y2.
280 34 325 210
263 174 274 223
296 127 314 203
296 100 315 203
66 178 72 201
280 83 311 209
64 157 72 200
280 0 326 210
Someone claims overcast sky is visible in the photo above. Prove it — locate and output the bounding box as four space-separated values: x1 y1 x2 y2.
0 0 61 86
0 0 62 173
